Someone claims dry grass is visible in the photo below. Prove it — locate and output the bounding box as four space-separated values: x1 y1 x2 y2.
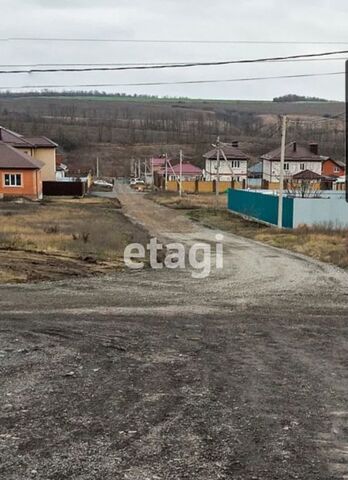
147 192 227 210
0 197 149 283
188 209 348 270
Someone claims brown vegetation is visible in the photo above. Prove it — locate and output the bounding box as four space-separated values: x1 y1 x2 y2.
188 208 348 269
147 191 348 269
0 95 344 177
0 197 149 283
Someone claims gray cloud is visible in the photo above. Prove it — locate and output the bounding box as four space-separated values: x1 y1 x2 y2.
0 0 347 100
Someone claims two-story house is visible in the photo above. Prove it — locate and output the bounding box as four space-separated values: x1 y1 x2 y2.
0 127 57 181
322 158 346 178
203 142 249 182
261 142 323 184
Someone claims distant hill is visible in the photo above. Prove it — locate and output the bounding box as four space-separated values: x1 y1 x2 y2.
273 94 329 103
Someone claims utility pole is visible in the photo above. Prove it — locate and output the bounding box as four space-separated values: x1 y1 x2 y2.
144 159 148 182
151 158 154 186
278 115 287 229
179 150 183 197
138 159 141 179
165 153 168 190
96 157 100 178
215 136 221 208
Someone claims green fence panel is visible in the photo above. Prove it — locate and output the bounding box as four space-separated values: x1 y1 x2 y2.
227 189 293 228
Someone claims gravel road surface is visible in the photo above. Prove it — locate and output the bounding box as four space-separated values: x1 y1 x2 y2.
1 184 348 479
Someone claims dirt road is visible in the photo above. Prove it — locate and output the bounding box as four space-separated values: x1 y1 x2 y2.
1 184 348 479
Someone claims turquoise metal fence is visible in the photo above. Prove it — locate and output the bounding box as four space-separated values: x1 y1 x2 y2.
227 189 294 228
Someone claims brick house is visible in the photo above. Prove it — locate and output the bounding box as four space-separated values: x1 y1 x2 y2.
0 127 57 181
322 158 345 178
0 142 44 200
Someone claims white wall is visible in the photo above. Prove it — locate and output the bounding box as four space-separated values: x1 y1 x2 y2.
205 159 247 181
293 196 348 228
263 160 322 182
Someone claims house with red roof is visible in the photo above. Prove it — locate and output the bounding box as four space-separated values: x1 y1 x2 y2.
0 142 44 200
161 161 202 181
150 156 167 172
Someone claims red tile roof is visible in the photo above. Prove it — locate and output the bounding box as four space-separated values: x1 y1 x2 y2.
166 162 202 175
150 157 167 167
0 142 44 169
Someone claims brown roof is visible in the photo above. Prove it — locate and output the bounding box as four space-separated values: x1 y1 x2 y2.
0 127 32 146
22 136 58 148
292 170 322 180
0 142 44 169
0 127 57 148
204 144 250 161
262 142 323 162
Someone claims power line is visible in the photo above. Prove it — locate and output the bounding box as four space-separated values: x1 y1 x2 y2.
0 71 344 90
1 49 348 75
0 57 348 69
2 37 348 45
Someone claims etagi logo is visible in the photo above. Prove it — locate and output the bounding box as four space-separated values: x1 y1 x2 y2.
124 234 224 279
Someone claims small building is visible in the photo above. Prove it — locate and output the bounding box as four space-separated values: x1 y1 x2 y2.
203 142 249 182
261 142 323 184
0 127 58 182
0 142 43 200
150 157 167 172
164 162 202 181
56 162 68 180
322 158 345 178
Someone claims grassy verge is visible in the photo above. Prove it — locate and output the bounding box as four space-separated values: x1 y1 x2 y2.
146 192 227 209
189 209 348 269
147 191 348 269
0 197 148 283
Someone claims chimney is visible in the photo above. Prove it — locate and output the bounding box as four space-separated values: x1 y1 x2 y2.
309 143 319 155
293 142 297 152
231 141 239 148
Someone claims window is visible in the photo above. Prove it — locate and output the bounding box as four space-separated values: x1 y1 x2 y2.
232 161 240 168
334 166 340 173
4 173 22 187
284 163 290 171
300 163 305 171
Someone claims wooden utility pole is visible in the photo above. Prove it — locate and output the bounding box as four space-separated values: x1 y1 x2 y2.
151 158 154 186
215 136 221 208
138 159 141 179
179 150 183 197
96 157 100 178
144 159 148 182
278 115 287 229
165 153 168 189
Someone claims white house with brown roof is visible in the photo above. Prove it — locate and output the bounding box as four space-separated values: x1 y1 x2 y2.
261 142 324 184
203 142 249 182
0 127 57 181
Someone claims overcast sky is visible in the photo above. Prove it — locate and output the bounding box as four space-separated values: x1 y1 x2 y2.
0 0 347 100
